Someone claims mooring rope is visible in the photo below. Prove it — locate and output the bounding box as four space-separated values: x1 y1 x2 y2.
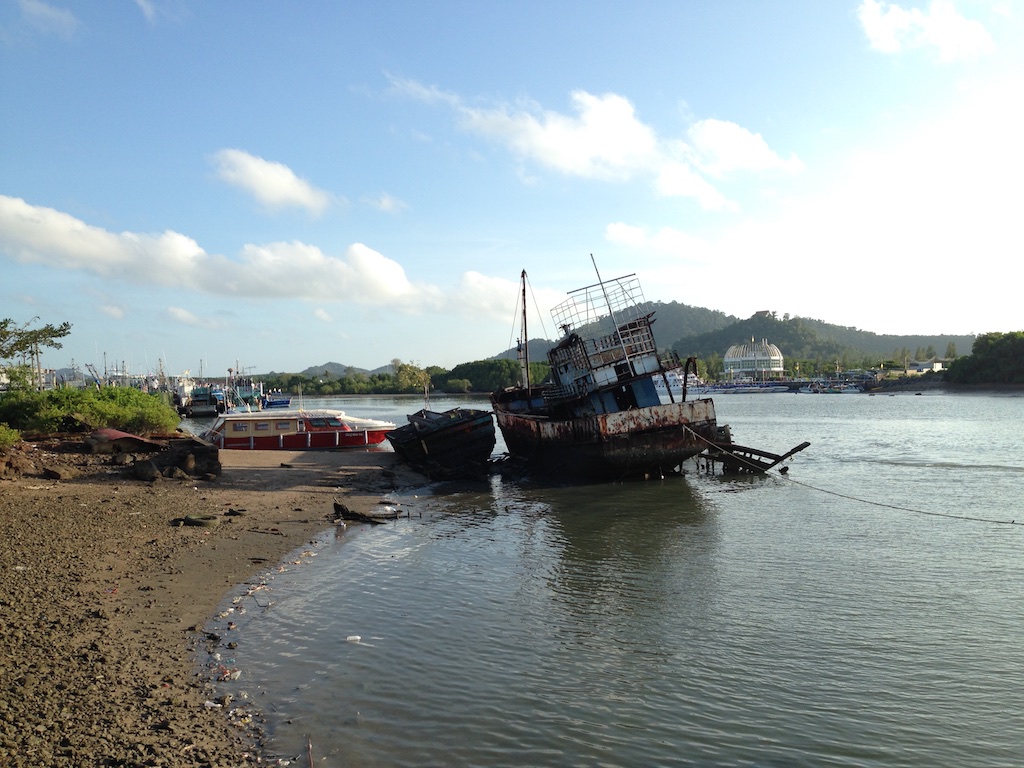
685 423 1021 527
778 474 1022 526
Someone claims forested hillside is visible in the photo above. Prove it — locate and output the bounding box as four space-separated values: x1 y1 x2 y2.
489 300 973 367
667 311 973 363
640 301 740 340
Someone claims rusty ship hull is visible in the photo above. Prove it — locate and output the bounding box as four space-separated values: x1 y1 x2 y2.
493 395 718 480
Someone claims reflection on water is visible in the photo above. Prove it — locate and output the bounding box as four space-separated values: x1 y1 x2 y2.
208 393 1024 767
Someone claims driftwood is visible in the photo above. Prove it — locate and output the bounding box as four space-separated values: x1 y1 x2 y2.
332 499 402 525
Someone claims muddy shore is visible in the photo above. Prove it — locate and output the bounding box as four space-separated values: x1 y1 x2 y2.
0 438 426 767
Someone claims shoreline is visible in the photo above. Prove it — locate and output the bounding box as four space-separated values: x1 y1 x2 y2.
0 441 427 767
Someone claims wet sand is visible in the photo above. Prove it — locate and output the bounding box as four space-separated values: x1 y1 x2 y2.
0 441 425 767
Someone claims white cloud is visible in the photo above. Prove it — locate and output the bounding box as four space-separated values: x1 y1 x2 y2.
687 119 804 177
395 78 800 211
386 73 461 107
167 307 203 327
99 304 124 319
858 0 995 61
211 149 331 214
0 195 206 284
0 195 444 310
653 160 731 210
461 91 660 181
606 75 1024 334
17 0 77 38
313 308 332 322
605 222 708 259
450 271 566 330
166 306 230 331
134 0 157 24
364 192 408 213
605 222 648 248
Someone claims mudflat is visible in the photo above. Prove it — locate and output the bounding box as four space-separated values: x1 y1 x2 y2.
0 439 423 767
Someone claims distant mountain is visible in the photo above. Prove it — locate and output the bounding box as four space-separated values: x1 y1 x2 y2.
670 312 974 362
267 308 974 377
485 302 974 366
487 303 738 362
489 338 555 362
297 361 372 378
641 300 740 340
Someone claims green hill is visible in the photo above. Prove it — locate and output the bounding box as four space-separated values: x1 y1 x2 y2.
670 311 973 363
296 362 372 378
490 302 973 367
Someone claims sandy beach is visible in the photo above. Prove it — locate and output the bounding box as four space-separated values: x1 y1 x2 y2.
0 437 425 767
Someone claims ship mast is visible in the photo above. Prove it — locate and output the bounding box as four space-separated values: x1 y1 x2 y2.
519 269 531 390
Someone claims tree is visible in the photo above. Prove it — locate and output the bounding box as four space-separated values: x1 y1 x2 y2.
704 353 723 380
391 359 430 394
946 331 1024 384
0 317 73 391
946 342 957 359
0 317 72 360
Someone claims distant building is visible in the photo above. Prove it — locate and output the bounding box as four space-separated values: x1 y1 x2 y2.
724 338 785 381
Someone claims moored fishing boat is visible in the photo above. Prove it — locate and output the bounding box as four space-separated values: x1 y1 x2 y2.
386 407 496 478
262 392 292 409
491 262 720 482
184 385 222 418
200 408 396 450
231 377 264 409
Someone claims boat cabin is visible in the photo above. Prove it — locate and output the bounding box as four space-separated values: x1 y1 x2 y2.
202 409 394 450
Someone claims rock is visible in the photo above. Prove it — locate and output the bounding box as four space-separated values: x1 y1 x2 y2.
41 465 80 481
132 460 161 481
179 453 197 474
0 452 35 479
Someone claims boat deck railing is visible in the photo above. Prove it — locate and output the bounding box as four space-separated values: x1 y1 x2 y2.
551 273 646 337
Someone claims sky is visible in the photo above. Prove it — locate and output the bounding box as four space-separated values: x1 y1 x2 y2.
1 1 1021 377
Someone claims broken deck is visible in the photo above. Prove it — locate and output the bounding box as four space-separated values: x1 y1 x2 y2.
702 440 811 474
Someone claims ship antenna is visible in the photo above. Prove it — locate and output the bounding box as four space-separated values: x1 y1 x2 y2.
590 254 631 366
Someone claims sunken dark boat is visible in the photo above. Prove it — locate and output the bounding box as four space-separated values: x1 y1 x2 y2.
386 407 496 478
491 264 719 482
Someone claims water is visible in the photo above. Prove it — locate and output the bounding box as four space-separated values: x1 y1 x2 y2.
208 392 1024 767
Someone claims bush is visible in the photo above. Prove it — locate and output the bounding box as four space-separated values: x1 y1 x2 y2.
0 423 20 452
0 387 181 435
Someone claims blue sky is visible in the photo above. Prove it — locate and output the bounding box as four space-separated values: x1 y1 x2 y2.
1 1 1020 377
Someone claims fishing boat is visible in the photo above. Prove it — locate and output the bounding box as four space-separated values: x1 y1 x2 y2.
184 385 222 418
200 408 396 450
652 368 704 400
262 392 292 409
231 377 264 409
797 382 862 394
386 407 496 478
490 262 720 481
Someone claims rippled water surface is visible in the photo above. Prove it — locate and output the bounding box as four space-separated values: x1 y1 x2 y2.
210 392 1024 767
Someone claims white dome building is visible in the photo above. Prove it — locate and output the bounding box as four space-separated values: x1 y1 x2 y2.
723 338 785 381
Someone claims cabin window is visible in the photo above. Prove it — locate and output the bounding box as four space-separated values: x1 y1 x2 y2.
275 421 290 430
308 418 328 428
231 423 249 433
255 422 270 432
